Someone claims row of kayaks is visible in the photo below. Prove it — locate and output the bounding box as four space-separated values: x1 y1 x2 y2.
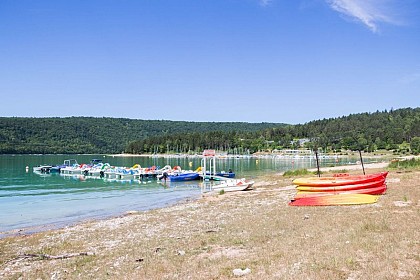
289 172 389 206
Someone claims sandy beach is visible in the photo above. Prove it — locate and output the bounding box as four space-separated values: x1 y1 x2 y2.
308 161 390 173
1 163 419 279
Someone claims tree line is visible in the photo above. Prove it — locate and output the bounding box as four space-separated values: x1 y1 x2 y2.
127 108 420 155
0 117 283 154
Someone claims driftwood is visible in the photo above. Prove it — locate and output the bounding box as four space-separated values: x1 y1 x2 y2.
17 252 94 260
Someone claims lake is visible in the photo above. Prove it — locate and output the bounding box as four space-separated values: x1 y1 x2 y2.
0 154 366 236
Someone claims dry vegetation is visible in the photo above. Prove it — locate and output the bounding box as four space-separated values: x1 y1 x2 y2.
0 168 419 279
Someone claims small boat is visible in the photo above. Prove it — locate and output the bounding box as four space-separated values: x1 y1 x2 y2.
212 178 254 192
112 166 140 180
203 170 236 180
85 163 111 177
292 172 388 187
60 159 102 175
166 172 200 182
33 165 53 173
215 171 236 178
289 194 379 206
50 159 78 173
60 163 84 174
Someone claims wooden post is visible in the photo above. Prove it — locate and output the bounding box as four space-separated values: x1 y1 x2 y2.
359 150 365 175
315 149 321 177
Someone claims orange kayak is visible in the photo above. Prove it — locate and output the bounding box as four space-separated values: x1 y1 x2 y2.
294 184 387 200
292 172 388 187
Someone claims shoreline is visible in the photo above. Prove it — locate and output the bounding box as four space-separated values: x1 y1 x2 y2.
1 166 419 279
0 162 391 239
108 151 402 159
0 191 202 240
0 161 397 239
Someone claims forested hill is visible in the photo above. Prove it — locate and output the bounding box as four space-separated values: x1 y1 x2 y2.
290 108 420 151
1 108 419 154
0 117 284 154
127 108 420 154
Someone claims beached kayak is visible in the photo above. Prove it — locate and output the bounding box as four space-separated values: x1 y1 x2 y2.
289 193 379 206
296 178 386 192
294 184 387 200
292 172 388 187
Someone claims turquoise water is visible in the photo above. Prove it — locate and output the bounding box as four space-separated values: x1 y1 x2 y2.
0 154 363 236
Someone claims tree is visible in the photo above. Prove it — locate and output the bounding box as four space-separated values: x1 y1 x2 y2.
411 137 420 155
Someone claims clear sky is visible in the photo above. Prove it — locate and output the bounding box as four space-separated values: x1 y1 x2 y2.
1 0 419 124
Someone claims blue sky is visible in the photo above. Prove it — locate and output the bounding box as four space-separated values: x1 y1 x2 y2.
1 0 419 124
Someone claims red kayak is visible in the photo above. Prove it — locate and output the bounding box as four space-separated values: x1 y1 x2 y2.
292 172 388 187
294 184 387 200
296 178 386 192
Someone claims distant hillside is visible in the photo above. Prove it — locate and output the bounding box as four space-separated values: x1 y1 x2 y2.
0 117 285 154
1 108 419 155
288 107 420 152
127 107 420 155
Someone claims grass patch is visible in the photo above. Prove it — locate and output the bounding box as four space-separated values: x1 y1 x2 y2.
283 169 315 177
331 169 349 174
388 158 420 170
361 221 390 232
72 255 96 271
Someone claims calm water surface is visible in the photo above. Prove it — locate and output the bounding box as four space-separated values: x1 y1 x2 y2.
0 154 365 236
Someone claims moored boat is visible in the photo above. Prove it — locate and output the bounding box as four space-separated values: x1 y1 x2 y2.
166 172 200 182
202 169 236 180
50 159 78 173
85 162 111 177
215 171 236 178
33 165 53 173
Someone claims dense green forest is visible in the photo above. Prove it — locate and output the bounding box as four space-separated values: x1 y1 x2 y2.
0 117 283 154
127 108 420 155
1 108 419 155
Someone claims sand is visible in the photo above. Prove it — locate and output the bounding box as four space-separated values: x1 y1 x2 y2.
1 164 419 279
308 161 390 172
